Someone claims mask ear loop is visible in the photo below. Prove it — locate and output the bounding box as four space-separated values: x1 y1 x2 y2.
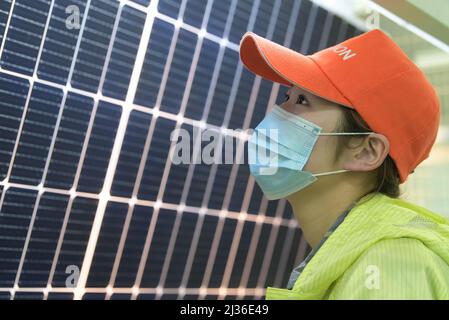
313 169 349 177
318 132 374 136
311 132 374 177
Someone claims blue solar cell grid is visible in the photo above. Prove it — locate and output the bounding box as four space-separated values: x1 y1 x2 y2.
0 0 361 299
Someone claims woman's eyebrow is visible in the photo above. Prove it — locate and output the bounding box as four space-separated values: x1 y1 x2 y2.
287 86 316 104
293 87 311 100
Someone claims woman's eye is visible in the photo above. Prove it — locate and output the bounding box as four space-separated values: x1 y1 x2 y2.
284 93 309 105
296 94 308 105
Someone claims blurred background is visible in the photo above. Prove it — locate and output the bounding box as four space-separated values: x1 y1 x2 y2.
0 0 447 300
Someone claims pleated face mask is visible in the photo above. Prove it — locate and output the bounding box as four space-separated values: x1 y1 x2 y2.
247 104 373 200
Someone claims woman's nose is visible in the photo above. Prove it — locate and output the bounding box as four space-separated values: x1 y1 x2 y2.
280 101 298 115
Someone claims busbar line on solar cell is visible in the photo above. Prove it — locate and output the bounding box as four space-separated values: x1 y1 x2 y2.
122 0 195 298
221 40 287 300
218 5 261 209
251 0 305 291
177 62 247 297
11 0 68 296
0 0 57 273
152 0 212 297
46 1 115 299
173 0 235 246
0 82 31 190
75 0 158 299
42 0 122 298
119 0 190 300
86 8 123 95
190 2 250 299
218 0 282 297
104 203 134 300
164 1 214 216
0 5 54 187
155 11 249 299
318 11 334 50
301 3 319 54
274 223 299 287
195 0 261 298
219 2 280 299
176 7 260 292
238 205 270 291
295 234 310 270
106 4 180 298
257 202 288 289
0 180 297 229
105 129 160 296
74 78 125 294
275 229 305 290
136 0 240 300
0 0 15 58
43 75 102 293
38 0 112 298
337 19 350 43
140 7 187 200
220 0 304 294
105 96 166 295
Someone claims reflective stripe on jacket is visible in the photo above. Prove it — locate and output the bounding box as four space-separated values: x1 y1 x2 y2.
265 192 449 299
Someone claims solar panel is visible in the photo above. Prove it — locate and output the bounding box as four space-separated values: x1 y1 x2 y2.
0 0 362 300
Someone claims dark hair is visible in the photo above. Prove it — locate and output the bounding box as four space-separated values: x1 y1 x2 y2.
336 106 401 198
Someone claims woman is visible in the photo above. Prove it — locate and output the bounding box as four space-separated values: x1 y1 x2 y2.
240 29 449 299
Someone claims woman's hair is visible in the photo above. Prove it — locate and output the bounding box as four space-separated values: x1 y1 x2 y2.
336 106 401 198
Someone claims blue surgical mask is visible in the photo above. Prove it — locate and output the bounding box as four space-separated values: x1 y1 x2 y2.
248 104 373 200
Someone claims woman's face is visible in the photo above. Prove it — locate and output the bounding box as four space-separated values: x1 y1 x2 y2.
280 85 346 176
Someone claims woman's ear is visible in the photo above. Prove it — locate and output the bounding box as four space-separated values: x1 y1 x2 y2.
342 134 390 172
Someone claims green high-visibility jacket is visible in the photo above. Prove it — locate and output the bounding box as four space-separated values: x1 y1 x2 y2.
266 192 449 299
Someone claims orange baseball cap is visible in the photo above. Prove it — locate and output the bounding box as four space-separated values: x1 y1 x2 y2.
239 28 440 183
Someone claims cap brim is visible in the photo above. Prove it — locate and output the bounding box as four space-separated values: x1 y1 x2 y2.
239 32 353 108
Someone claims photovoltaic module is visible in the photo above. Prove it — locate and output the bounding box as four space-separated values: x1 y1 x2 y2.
0 0 361 300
